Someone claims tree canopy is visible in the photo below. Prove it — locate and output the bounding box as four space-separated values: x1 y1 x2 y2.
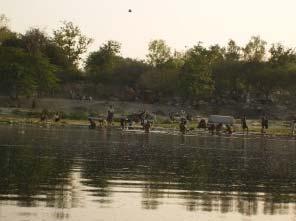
53 21 93 67
2 14 296 105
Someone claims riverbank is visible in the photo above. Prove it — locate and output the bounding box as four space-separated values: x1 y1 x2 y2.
0 111 294 138
0 97 295 137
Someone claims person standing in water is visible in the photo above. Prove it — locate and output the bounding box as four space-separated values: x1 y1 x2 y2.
107 105 115 126
226 124 233 135
88 118 96 129
143 120 151 133
241 115 249 134
261 115 268 134
120 116 127 130
179 118 187 134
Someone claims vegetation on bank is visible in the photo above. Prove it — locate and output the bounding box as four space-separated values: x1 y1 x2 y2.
1 14 296 109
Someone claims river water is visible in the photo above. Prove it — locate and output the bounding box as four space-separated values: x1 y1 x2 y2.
0 125 296 221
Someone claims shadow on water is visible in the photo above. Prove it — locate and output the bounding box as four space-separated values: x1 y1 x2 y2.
1 125 296 217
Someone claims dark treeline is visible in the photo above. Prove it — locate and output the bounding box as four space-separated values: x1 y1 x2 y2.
1 14 296 105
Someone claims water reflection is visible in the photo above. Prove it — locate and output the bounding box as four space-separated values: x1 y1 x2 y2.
1 125 296 220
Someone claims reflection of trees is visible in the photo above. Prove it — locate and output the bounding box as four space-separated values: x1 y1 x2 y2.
0 126 77 209
79 156 112 205
0 144 78 209
220 195 234 213
236 193 258 216
2 126 296 217
141 183 163 210
263 193 290 215
103 133 296 216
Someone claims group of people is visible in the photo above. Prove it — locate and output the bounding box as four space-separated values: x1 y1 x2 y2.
89 105 273 135
88 105 115 129
38 104 296 137
208 123 233 135
89 106 153 133
40 110 61 122
240 114 269 134
120 110 153 132
180 118 233 135
178 114 270 135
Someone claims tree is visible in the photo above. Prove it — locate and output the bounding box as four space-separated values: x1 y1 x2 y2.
139 68 180 96
22 28 48 56
0 14 9 28
243 36 267 62
283 64 296 94
225 39 241 61
269 43 296 66
207 44 225 64
245 63 283 100
29 54 58 95
146 39 171 67
212 62 246 101
0 14 14 44
53 21 93 67
0 46 57 98
170 50 185 69
0 47 35 97
180 43 215 100
43 41 72 69
85 40 121 83
212 41 244 101
21 28 75 82
112 58 150 86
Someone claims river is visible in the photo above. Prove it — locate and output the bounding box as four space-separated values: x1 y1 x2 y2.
0 125 296 221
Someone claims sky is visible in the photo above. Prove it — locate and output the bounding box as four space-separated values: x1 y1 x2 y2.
2 0 296 59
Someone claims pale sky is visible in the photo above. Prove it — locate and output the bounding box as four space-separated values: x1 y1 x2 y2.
2 0 296 59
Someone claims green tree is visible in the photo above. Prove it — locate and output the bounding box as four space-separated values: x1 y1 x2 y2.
253 65 282 100
139 68 180 96
170 50 185 69
0 14 13 43
269 43 296 66
208 44 225 64
85 40 121 83
43 41 71 68
0 47 35 97
22 28 48 56
1 32 25 49
213 62 246 101
146 39 171 67
53 21 93 67
243 36 267 62
0 46 57 98
180 43 216 100
112 58 150 86
212 41 245 101
23 28 79 82
29 54 58 96
225 39 241 61
284 64 296 94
